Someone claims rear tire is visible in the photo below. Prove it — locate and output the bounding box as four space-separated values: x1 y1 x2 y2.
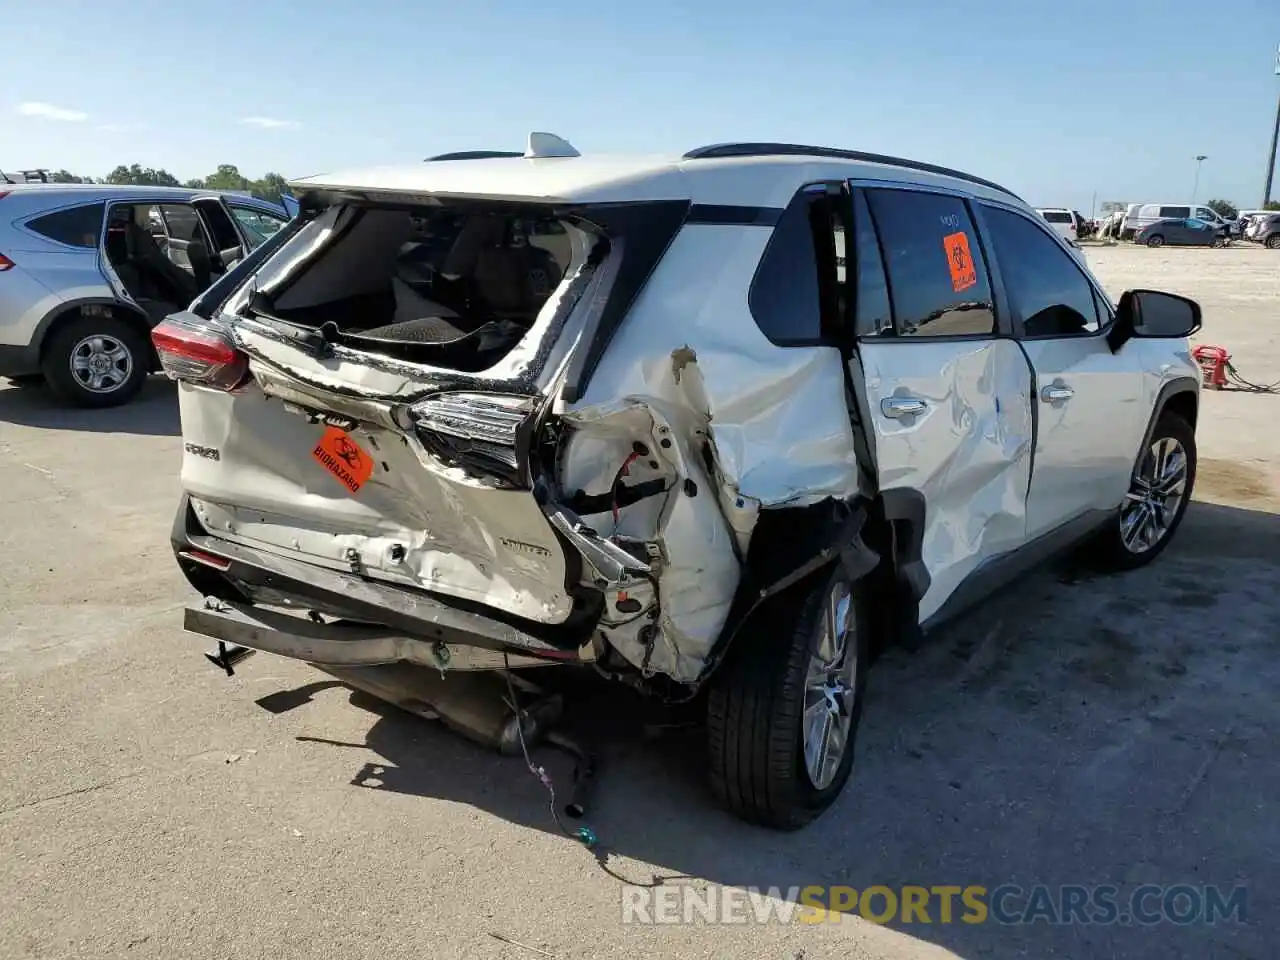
1266 235 1280 249
41 315 148 408
707 567 871 830
1094 413 1196 570
1146 234 1165 248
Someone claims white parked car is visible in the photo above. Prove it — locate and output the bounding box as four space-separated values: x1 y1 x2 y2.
1035 207 1082 242
158 135 1203 829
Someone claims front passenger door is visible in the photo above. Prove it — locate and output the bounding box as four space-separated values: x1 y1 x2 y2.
980 203 1147 540
849 186 1035 623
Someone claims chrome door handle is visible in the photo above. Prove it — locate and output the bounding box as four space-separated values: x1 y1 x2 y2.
881 396 928 419
1041 384 1074 403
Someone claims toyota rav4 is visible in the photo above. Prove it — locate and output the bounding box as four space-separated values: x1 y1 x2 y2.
160 134 1202 829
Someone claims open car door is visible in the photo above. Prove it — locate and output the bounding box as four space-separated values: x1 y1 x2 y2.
191 196 246 270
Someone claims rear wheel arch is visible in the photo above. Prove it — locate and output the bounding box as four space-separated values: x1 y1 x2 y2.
35 299 154 367
37 302 156 407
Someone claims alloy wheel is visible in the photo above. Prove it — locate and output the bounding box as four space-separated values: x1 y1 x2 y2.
802 581 858 790
1120 436 1189 554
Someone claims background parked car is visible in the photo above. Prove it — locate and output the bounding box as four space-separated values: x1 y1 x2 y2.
0 184 292 406
1036 207 1081 242
1122 202 1232 240
1135 217 1229 248
1245 212 1280 248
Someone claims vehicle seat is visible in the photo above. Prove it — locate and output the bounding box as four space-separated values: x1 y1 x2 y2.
125 221 201 305
186 224 214 291
472 244 561 321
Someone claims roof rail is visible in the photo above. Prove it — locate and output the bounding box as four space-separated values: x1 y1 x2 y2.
682 142 1019 199
425 150 523 162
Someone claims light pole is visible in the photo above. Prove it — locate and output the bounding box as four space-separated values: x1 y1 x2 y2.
1191 155 1207 204
1264 43 1280 206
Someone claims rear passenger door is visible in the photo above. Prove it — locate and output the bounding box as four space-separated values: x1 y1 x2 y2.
848 185 1035 623
979 202 1147 540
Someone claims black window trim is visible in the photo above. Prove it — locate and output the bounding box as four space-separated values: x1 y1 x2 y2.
19 200 107 251
976 198 1117 342
850 180 1013 344
746 182 843 348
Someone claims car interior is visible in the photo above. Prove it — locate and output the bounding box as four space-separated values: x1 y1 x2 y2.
103 204 228 322
251 206 577 370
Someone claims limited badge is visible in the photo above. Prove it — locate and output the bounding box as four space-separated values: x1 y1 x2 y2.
312 426 374 493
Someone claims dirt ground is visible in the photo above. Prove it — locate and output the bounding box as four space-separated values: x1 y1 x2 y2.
1 243 1277 960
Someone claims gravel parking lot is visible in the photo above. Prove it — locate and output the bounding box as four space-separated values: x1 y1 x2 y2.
1 244 1276 960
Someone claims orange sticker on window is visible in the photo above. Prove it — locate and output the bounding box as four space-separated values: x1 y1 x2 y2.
943 231 978 293
312 427 374 493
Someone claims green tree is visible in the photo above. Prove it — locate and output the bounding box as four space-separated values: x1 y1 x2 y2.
1265 201 1280 212
199 164 252 193
49 169 92 184
103 164 180 187
1206 198 1238 219
95 163 292 204
251 171 289 204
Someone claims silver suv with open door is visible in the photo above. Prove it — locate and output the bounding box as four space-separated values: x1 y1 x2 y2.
0 184 291 406
162 135 1201 829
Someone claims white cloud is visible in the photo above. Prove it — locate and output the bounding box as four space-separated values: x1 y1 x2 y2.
239 116 300 130
17 101 88 122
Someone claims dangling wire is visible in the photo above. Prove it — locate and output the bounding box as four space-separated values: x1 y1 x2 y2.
502 654 598 849
1226 361 1280 393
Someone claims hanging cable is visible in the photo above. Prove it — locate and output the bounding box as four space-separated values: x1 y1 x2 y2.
502 654 598 849
1225 361 1280 394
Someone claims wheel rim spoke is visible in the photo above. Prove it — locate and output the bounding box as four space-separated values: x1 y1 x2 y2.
802 580 859 790
1120 435 1187 555
67 334 132 394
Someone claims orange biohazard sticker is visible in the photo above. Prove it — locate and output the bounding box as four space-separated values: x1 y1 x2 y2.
943 231 978 294
312 426 374 494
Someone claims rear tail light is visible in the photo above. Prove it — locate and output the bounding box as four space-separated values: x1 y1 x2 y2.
408 392 539 488
151 313 249 391
0 253 14 272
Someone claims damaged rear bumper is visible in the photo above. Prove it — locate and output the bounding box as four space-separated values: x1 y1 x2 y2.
171 494 591 670
184 601 553 671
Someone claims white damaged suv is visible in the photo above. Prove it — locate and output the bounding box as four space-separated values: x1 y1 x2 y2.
161 135 1202 829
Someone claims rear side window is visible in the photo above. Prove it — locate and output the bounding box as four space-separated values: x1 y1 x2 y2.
749 187 825 345
1041 211 1072 224
864 189 995 338
983 206 1099 337
25 202 105 248
1159 206 1190 219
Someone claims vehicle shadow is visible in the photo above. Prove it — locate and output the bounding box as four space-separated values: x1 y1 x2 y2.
272 499 1278 960
0 376 178 436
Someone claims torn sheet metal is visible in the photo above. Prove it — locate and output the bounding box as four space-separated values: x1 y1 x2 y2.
569 224 861 509
557 395 742 681
557 225 863 680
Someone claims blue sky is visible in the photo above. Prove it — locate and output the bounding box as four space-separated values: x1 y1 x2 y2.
4 0 1280 212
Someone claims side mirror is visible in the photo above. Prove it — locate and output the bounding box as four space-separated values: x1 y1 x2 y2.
1108 289 1202 352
